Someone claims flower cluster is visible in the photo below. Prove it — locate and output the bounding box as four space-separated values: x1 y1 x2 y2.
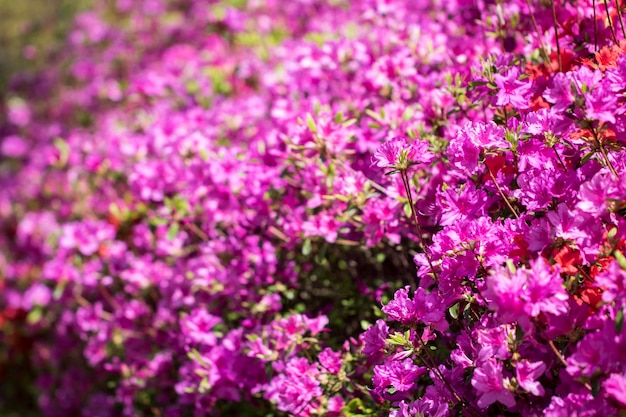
2 0 626 416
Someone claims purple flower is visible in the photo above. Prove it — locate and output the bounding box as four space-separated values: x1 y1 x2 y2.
471 359 515 408
1 135 29 158
362 320 389 359
59 220 116 256
371 137 431 170
485 258 569 323
515 360 546 396
448 121 508 174
318 348 342 374
181 309 221 346
483 264 528 323
382 286 416 324
23 283 52 309
585 80 618 123
264 357 322 416
476 325 514 362
604 373 626 408
595 261 626 305
373 358 426 394
494 67 532 109
413 287 448 331
543 72 574 111
437 182 491 226
382 286 447 329
524 257 569 317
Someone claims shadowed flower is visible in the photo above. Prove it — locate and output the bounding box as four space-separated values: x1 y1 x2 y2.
604 373 626 408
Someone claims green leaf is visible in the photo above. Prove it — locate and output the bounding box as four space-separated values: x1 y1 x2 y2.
615 250 626 270
343 118 357 127
344 398 364 413
506 259 517 274
403 202 412 218
449 302 460 319
591 375 600 397
53 280 67 300
53 137 70 167
365 108 383 122
27 307 43 324
306 113 317 133
387 333 407 346
315 242 327 265
402 106 415 122
302 239 312 256
580 151 595 165
616 308 624 335
515 324 525 342
149 217 169 226
467 80 488 90
167 222 180 240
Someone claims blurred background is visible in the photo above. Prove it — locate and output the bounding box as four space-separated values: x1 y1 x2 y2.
0 0 91 98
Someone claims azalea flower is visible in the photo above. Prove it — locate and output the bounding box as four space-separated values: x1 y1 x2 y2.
372 137 432 171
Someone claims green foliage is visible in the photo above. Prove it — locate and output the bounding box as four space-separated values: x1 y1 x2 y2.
0 0 92 96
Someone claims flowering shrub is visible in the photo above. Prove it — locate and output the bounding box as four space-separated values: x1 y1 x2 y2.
2 0 626 416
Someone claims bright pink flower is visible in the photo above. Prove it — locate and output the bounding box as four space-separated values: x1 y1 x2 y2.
318 348 342 374
362 320 389 360
371 137 431 170
515 360 546 396
471 359 515 408
382 286 415 324
604 373 626 408
373 358 426 394
494 67 532 109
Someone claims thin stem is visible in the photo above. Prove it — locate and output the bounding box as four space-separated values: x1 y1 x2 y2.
415 333 463 404
553 147 567 171
604 0 620 44
389 178 481 416
591 126 619 178
400 170 439 282
485 163 520 219
594 0 599 51
548 340 568 367
415 332 483 417
185 222 209 241
551 0 563 72
99 283 121 311
576 265 594 283
546 339 592 391
526 0 551 64
616 0 626 38
598 141 619 178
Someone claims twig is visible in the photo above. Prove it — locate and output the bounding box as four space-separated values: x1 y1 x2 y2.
604 0 620 44
553 147 567 171
526 0 551 64
616 0 626 38
551 0 563 72
594 0 599 51
591 126 619 178
485 162 520 219
548 340 568 367
400 171 439 281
